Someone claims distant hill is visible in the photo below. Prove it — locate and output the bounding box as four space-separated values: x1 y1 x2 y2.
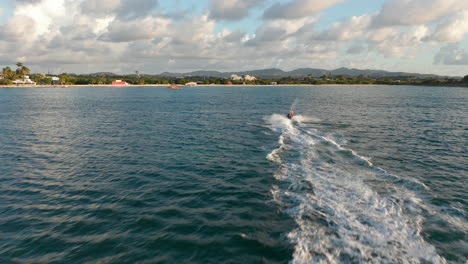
86 72 118 77
79 68 453 79
155 67 446 79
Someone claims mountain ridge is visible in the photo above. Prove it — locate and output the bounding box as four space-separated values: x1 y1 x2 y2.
154 67 449 79
84 67 456 79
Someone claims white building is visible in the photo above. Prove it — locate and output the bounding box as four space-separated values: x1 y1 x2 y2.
231 74 257 81
231 74 243 81
243 75 256 81
185 82 197 86
13 76 36 85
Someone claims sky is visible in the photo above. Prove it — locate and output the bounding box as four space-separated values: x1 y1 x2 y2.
0 0 467 76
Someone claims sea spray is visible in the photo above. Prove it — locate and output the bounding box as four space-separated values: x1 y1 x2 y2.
265 114 445 264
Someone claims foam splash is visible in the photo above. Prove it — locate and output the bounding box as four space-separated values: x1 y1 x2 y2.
293 115 321 123
265 114 445 264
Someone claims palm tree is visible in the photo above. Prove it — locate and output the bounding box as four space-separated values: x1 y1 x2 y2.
2 67 15 80
22 66 31 76
16 62 25 76
15 62 31 77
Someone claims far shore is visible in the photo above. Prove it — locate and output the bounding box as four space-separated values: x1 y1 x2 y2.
0 83 466 88
0 83 402 88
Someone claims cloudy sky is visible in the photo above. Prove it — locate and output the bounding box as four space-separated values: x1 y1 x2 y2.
0 0 467 75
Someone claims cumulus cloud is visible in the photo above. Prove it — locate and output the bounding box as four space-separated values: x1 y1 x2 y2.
100 16 170 42
0 15 37 41
434 44 468 65
346 43 367 54
372 0 468 27
80 0 158 19
369 25 429 58
263 0 344 20
80 0 121 17
0 0 467 75
59 24 96 41
247 18 313 46
314 15 372 41
117 0 159 19
219 30 246 43
209 0 263 21
429 10 468 43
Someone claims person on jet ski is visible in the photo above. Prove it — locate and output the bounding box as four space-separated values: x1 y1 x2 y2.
287 110 295 119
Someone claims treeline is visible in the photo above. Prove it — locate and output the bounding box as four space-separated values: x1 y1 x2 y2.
36 74 468 86
1 63 467 87
0 62 31 84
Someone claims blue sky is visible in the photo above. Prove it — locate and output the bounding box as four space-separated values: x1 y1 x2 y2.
0 0 467 75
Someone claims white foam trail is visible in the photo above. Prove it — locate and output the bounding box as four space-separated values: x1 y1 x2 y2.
293 115 321 123
267 135 285 163
265 114 446 264
265 115 295 164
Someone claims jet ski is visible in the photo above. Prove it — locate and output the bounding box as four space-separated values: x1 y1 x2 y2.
287 110 295 119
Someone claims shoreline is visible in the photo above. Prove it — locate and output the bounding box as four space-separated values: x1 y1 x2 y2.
0 83 466 88
0 84 402 88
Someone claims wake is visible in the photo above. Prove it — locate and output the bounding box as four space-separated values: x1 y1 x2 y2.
265 114 445 264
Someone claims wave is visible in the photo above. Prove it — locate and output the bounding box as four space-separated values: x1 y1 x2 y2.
264 114 446 264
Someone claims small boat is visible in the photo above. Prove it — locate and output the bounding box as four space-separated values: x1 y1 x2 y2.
287 110 295 119
168 84 183 89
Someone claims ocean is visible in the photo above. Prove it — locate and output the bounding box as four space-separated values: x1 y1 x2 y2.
0 85 466 263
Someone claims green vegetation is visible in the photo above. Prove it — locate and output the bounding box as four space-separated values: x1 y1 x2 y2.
15 62 30 76
1 62 31 82
1 63 467 87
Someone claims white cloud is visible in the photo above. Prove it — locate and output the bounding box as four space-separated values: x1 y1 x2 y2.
372 0 468 27
80 0 158 19
14 0 70 36
0 0 467 75
434 44 468 65
80 0 121 17
101 16 170 42
263 0 345 20
368 27 399 42
0 15 37 41
429 10 468 43
209 0 263 21
247 18 312 45
369 25 429 58
314 14 372 41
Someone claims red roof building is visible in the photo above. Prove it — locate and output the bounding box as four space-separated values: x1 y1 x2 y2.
112 80 128 85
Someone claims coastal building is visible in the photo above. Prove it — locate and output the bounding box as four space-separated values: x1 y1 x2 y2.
112 80 128 85
13 75 36 85
231 74 242 81
231 74 257 82
185 82 197 86
270 82 277 85
51 77 60 84
243 75 256 81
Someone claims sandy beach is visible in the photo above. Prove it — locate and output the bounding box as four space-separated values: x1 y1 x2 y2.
0 84 389 88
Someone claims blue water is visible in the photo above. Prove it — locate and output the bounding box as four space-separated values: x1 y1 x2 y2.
0 85 466 263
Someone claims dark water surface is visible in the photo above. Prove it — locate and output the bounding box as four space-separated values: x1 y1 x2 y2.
0 85 466 263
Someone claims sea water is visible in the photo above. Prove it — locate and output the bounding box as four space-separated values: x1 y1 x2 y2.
0 85 466 263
